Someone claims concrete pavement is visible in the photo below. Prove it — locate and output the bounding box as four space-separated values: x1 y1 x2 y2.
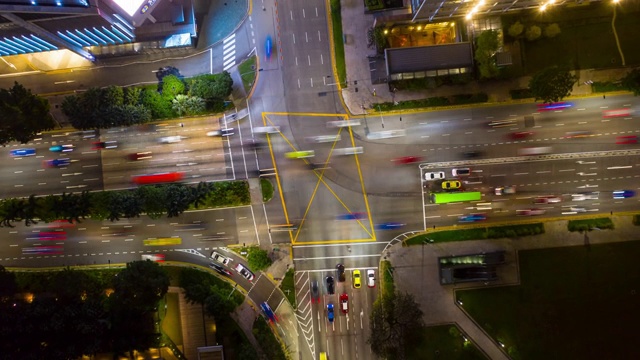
386 214 639 360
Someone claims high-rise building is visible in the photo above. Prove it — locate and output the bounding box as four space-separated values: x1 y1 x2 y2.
0 0 196 60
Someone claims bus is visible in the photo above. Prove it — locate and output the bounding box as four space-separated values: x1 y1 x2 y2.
143 238 182 246
132 172 184 185
430 191 481 204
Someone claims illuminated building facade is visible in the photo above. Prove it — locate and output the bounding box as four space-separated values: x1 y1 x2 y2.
410 0 545 22
0 0 196 59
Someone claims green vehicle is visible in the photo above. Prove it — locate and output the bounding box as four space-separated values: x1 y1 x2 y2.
430 191 481 204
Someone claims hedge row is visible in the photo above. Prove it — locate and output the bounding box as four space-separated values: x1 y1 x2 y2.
375 93 488 111
406 223 545 245
568 218 614 232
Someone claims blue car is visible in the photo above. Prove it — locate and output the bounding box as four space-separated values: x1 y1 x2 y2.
458 214 487 223
265 35 272 59
613 190 635 199
45 158 71 168
375 222 405 230
260 302 278 323
327 303 334 323
336 212 366 220
10 148 35 157
49 144 74 152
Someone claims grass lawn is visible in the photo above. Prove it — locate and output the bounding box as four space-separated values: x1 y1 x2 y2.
380 260 395 297
238 56 258 94
279 268 296 309
503 2 640 74
161 292 183 346
458 241 640 359
406 325 488 360
260 177 274 202
329 0 347 87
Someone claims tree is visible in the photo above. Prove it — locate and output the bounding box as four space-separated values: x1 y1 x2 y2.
136 186 167 219
112 260 169 312
210 72 234 99
185 95 206 115
161 75 185 99
0 197 25 227
0 265 17 300
528 66 577 103
124 86 142 106
247 247 272 271
140 88 173 119
0 82 55 145
508 21 524 38
368 291 425 360
172 94 189 116
474 30 500 79
544 23 561 38
525 25 541 41
622 68 640 95
164 184 195 218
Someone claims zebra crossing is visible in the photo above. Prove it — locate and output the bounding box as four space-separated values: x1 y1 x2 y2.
222 34 236 71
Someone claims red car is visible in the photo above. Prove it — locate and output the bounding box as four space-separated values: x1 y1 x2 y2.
616 135 638 144
533 196 561 204
92 141 117 150
516 209 546 216
392 156 423 165
510 131 534 140
603 108 632 118
339 293 349 314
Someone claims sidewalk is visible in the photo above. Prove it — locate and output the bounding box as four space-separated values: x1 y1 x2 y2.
386 214 640 360
339 0 634 116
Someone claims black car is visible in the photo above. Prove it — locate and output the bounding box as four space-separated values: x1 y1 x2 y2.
326 276 335 295
209 263 232 276
462 150 484 159
336 264 345 282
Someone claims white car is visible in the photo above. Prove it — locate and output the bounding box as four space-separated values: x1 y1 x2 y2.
254 126 280 134
367 269 375 288
207 128 234 137
159 136 183 143
495 186 516 195
327 119 361 128
572 192 599 201
210 251 232 265
334 147 363 155
424 171 445 181
305 135 341 143
235 263 255 281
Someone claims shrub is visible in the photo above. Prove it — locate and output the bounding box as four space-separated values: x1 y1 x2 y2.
568 218 614 232
260 178 274 202
508 21 524 38
510 88 534 99
633 215 640 226
525 25 541 41
544 23 561 38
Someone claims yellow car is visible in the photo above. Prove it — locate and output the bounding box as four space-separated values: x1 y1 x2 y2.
442 180 461 190
285 150 315 159
352 269 361 289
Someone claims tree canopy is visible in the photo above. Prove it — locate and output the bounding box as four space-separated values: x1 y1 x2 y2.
622 68 640 96
528 66 577 103
369 291 425 359
474 30 500 80
0 82 55 145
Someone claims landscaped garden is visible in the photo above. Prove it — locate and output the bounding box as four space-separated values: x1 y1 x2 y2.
457 241 640 359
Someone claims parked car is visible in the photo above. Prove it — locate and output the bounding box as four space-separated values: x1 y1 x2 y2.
210 251 232 265
235 263 255 281
452 168 471 176
340 293 349 314
326 276 335 295
442 180 462 190
209 263 233 276
424 171 445 181
352 269 362 289
367 269 376 288
336 264 346 282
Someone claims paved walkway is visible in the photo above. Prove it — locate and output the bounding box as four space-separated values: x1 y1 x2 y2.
386 215 639 359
